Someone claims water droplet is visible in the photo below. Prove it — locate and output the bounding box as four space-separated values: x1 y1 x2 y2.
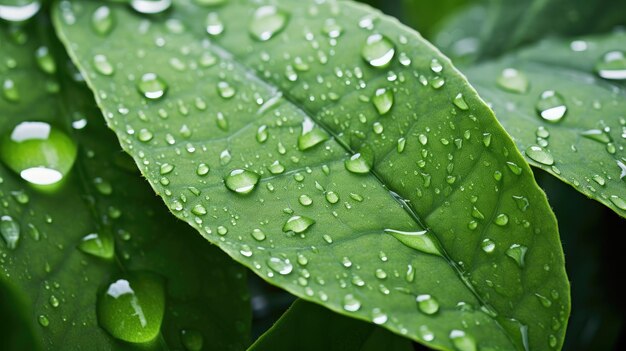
267 257 293 275
1 216 20 250
361 33 395 68
196 163 210 176
78 232 114 259
251 228 266 241
525 145 554 165
282 215 315 234
192 204 207 216
449 330 477 351
345 151 373 174
385 229 442 256
0 121 77 186
2 79 19 102
342 294 361 312
372 308 387 324
430 58 443 73
372 88 394 115
536 90 567 122
0 1 41 22
506 244 528 268
131 0 172 14
97 273 165 343
298 118 328 151
256 125 268 143
416 294 440 315
325 191 339 204
38 314 49 327
137 73 167 100
595 50 626 80
92 6 114 35
205 12 224 36
249 5 289 41
322 19 343 38
180 329 204 351
138 128 153 142
494 213 509 226
268 160 285 174
298 194 313 206
610 195 626 210
580 129 611 144
506 161 523 175
224 169 260 194
217 81 236 99
93 54 114 76
35 46 56 74
452 93 469 111
497 68 529 93
481 239 495 253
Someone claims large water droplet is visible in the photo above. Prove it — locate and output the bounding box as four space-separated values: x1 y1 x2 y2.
416 294 440 315
0 1 41 22
0 121 77 186
595 50 626 80
536 90 566 122
267 257 293 275
91 6 115 35
452 93 469 111
345 150 373 174
298 118 328 151
372 88 394 115
361 34 395 68
224 169 260 194
525 145 554 165
97 272 165 343
249 6 289 41
282 215 315 233
385 229 442 256
78 232 114 259
131 0 172 14
137 73 167 100
496 68 529 94
1 216 20 249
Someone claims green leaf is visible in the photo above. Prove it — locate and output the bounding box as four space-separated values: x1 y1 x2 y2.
433 0 626 62
53 1 570 350
0 16 250 350
249 299 413 351
464 32 626 217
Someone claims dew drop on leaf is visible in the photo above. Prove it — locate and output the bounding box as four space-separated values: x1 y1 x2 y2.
449 330 477 351
282 215 315 233
0 121 77 186
91 6 114 36
595 50 626 80
452 93 469 111
361 33 395 68
0 1 41 22
2 79 20 102
372 88 394 115
385 229 442 256
224 169 260 194
267 257 293 275
344 151 373 174
35 46 56 74
205 12 224 36
536 90 567 122
298 118 328 151
93 54 115 76
0 215 20 250
137 73 168 100
525 145 554 165
131 0 172 14
506 244 528 268
97 272 165 343
78 232 114 259
416 294 440 315
496 68 529 94
249 5 289 41
342 294 361 312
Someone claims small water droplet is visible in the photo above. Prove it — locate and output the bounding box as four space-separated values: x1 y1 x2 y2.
497 68 529 93
217 81 236 99
298 194 313 206
224 169 260 194
580 129 611 144
325 191 339 204
2 79 20 102
371 308 387 324
35 46 56 74
91 6 114 35
196 163 210 176
536 90 567 122
38 314 49 327
249 5 289 41
361 33 395 68
93 54 115 76
609 195 626 210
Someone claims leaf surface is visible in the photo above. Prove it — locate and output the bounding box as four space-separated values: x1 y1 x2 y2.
0 15 250 350
249 299 413 351
54 1 570 350
465 32 626 217
433 0 626 62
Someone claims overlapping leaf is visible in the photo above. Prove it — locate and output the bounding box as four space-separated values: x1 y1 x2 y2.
54 0 570 350
465 32 626 217
0 15 250 350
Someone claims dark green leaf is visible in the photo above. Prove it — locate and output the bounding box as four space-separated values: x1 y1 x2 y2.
249 299 413 351
465 32 626 217
54 1 570 350
433 0 626 62
0 16 250 350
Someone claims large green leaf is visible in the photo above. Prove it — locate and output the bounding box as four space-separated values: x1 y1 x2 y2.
464 32 626 217
249 299 413 351
54 1 570 350
0 15 250 350
433 0 626 62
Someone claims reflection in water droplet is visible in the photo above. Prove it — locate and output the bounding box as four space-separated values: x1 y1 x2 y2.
0 121 77 186
496 68 529 94
536 90 567 122
595 50 626 80
371 308 387 324
97 273 165 343
249 6 289 41
224 169 260 194
361 34 395 68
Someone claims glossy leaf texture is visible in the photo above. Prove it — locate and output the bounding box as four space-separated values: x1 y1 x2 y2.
433 0 626 62
0 16 250 350
54 1 570 350
249 299 413 351
465 32 626 217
